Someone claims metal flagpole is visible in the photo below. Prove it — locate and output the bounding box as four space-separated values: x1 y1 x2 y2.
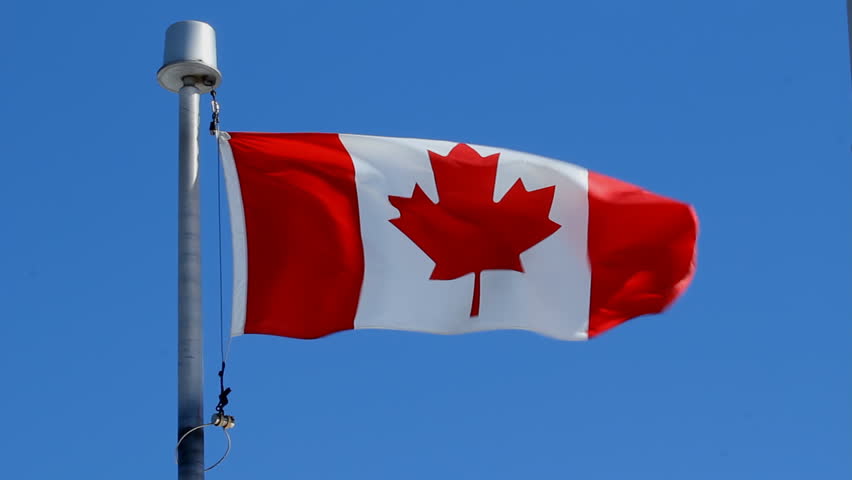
158 20 223 480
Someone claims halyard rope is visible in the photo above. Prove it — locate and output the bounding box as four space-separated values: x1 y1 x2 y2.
172 90 236 473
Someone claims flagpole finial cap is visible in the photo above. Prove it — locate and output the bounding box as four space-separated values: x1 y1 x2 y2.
157 20 222 93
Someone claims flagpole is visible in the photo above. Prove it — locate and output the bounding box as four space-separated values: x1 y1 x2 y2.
158 20 222 480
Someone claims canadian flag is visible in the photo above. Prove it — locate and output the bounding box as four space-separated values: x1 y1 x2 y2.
219 132 697 340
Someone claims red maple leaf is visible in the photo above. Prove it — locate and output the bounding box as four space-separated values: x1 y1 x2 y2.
388 143 561 317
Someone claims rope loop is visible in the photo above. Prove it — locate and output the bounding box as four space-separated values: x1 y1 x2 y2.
175 413 236 472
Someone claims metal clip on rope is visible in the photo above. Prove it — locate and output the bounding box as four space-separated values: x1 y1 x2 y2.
211 412 236 429
175 413 236 472
209 90 220 135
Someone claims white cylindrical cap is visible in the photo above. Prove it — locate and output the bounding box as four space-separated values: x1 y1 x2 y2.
158 20 222 93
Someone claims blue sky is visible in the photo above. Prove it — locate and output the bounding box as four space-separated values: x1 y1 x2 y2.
1 1 850 478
